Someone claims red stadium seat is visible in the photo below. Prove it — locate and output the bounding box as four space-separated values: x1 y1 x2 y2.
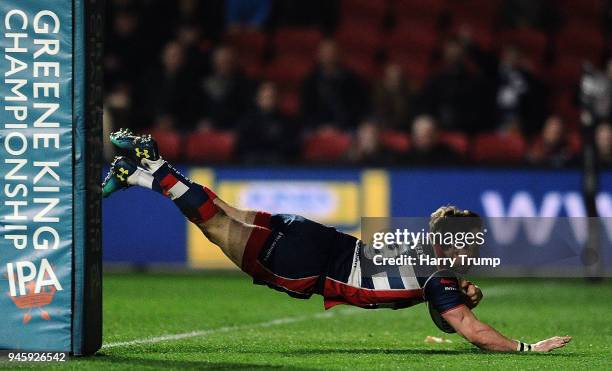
556 26 604 63
340 0 387 22
447 0 501 18
558 0 604 20
386 51 431 85
274 28 323 57
303 129 353 162
499 28 548 62
335 24 383 57
550 90 580 129
224 30 267 61
279 89 300 117
387 24 438 56
547 57 583 90
379 130 411 153
472 133 527 164
394 0 445 23
264 55 313 90
185 129 236 163
148 127 182 161
439 131 468 155
342 52 378 80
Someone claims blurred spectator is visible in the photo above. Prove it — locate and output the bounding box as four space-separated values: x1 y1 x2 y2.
526 115 574 167
596 122 612 167
237 82 297 163
175 23 209 80
136 41 200 131
403 115 461 165
349 120 395 165
372 63 417 131
199 45 255 128
226 0 271 31
300 39 368 130
495 46 546 134
105 10 143 88
419 38 492 133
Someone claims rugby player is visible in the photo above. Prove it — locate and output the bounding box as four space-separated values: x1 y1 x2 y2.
102 129 571 353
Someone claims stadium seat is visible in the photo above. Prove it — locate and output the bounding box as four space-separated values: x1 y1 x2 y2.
387 24 438 56
550 90 580 129
558 0 604 20
472 133 527 164
386 51 431 85
393 0 445 23
273 28 323 57
279 89 299 117
335 24 383 57
556 26 604 63
149 127 182 161
342 52 378 80
547 57 583 90
439 131 469 155
499 28 548 62
264 55 313 90
340 0 387 22
379 129 411 153
185 129 236 163
224 30 267 61
303 129 353 162
567 131 582 155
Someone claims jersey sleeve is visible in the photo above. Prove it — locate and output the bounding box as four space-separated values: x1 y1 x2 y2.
423 271 464 314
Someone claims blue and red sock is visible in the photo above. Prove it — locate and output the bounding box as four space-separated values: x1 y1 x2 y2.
151 162 218 224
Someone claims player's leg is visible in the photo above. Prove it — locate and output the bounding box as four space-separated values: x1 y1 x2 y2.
103 130 272 268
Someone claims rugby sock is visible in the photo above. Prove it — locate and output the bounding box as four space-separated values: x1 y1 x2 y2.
143 159 219 224
126 168 162 194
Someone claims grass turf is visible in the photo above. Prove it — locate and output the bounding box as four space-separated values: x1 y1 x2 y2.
6 272 612 370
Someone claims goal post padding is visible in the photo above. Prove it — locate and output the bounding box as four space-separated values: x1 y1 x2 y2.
0 0 103 355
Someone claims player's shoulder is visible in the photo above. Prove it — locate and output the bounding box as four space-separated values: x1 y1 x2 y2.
423 269 460 291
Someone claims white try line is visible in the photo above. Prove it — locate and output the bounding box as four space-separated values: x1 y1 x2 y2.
102 286 516 349
102 308 359 349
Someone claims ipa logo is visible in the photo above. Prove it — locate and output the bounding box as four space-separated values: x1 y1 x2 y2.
5 259 62 324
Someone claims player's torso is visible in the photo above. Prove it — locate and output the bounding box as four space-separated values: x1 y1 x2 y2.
323 238 437 310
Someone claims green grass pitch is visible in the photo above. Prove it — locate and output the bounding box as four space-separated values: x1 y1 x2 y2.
7 272 612 370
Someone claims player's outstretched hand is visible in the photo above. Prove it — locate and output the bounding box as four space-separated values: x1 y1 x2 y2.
532 336 572 352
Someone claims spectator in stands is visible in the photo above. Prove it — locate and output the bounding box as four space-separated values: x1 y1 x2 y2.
372 63 416 131
105 10 142 89
526 115 574 167
199 45 254 129
349 119 395 165
403 115 460 165
300 39 368 131
418 38 492 133
237 82 297 164
137 41 200 131
596 122 612 167
495 45 546 134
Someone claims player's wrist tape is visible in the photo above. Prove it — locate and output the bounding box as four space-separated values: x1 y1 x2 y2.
515 340 533 352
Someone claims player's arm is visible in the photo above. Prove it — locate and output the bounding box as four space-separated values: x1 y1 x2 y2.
442 305 572 352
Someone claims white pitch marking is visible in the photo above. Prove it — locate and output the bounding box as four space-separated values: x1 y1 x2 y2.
102 308 358 349
102 286 518 349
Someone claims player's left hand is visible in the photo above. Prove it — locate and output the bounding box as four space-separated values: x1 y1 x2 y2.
461 280 482 309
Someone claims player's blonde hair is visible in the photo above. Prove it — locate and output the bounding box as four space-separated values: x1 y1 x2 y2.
429 205 481 234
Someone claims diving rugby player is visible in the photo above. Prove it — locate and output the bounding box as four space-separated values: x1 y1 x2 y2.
102 129 571 353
